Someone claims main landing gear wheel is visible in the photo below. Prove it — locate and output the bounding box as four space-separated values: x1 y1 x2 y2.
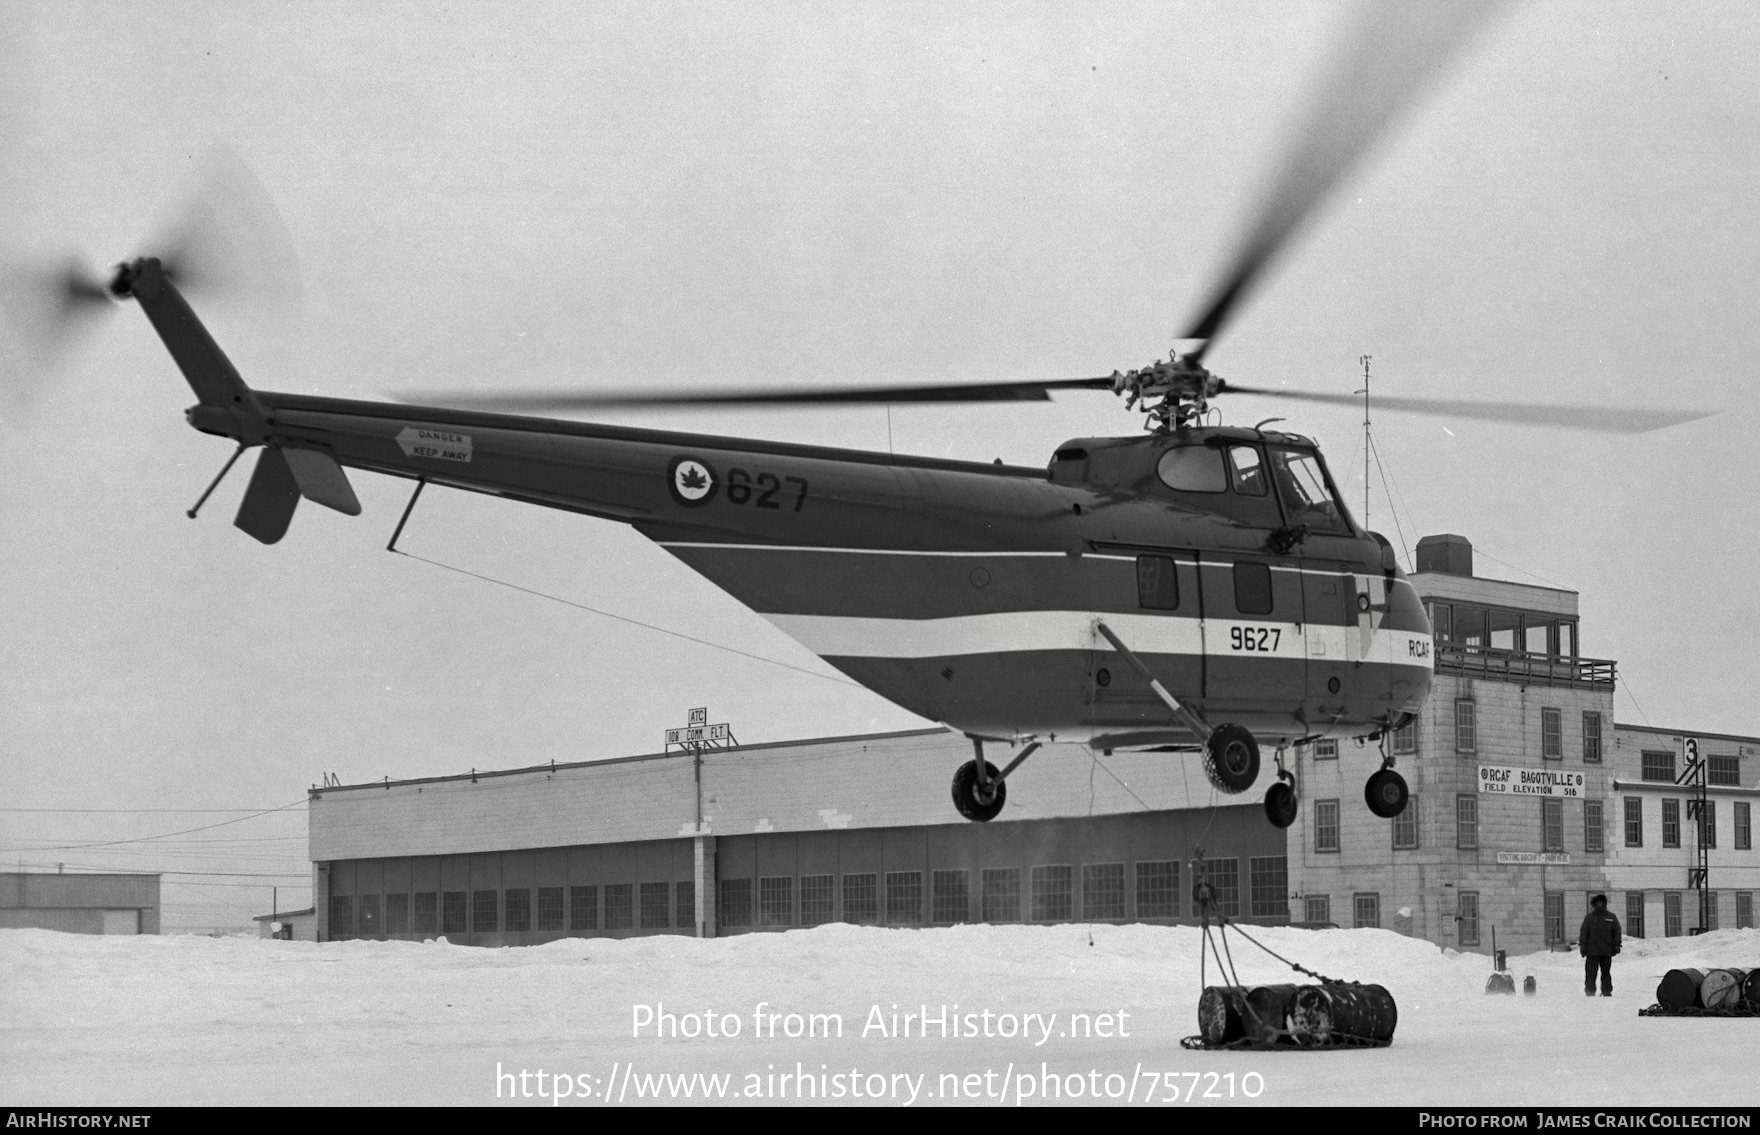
1364 768 1410 818
1202 724 1260 794
1264 781 1298 829
952 760 1006 822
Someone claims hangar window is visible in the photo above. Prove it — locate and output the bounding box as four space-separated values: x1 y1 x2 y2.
1542 798 1564 853
980 869 1020 922
1155 445 1226 492
1582 713 1602 763
1353 893 1380 930
442 891 467 935
1737 802 1752 851
932 870 970 924
1698 800 1717 849
1313 739 1338 760
799 875 832 926
1031 865 1073 922
1452 606 1487 648
536 887 563 931
1303 895 1330 925
1624 799 1643 848
1454 699 1476 754
472 890 498 934
604 884 633 930
641 882 671 929
1392 798 1420 850
759 877 793 927
1082 863 1125 921
1584 801 1604 854
1662 799 1680 848
1541 707 1561 760
1664 892 1682 937
1249 856 1288 918
1315 800 1340 852
505 889 531 933
385 893 409 935
1456 795 1478 850
1709 755 1741 787
568 886 597 931
1626 892 1645 939
1737 892 1753 930
1136 555 1179 610
1233 561 1273 615
1135 861 1178 919
1707 893 1720 931
1392 716 1417 755
1642 750 1675 782
357 894 380 935
413 892 437 935
329 895 353 939
1202 858 1239 918
1489 608 1520 651
885 872 923 925
842 874 878 925
676 882 694 929
718 879 752 929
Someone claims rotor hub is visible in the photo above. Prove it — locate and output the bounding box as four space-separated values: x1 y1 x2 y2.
1111 353 1227 431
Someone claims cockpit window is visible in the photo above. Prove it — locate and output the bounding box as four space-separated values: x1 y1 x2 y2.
1156 445 1226 492
1226 445 1268 496
1268 448 1351 533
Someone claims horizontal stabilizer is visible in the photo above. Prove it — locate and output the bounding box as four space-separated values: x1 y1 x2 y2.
234 447 300 544
283 447 362 516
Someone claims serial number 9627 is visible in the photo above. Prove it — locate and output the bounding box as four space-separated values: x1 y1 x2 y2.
1229 626 1282 652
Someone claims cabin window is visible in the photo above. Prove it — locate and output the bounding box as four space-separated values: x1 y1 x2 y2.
1233 561 1273 615
1156 446 1227 492
1226 445 1268 496
1268 448 1350 533
1136 555 1179 610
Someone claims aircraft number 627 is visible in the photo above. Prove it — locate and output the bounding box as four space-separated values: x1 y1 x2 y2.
1230 626 1281 652
726 470 809 512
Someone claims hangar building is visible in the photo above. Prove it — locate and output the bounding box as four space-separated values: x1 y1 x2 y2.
0 872 161 935
309 728 1289 944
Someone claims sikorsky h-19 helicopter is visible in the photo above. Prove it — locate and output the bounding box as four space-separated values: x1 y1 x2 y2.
11 4 1708 831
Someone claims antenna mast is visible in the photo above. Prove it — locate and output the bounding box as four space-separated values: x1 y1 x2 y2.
1355 355 1372 528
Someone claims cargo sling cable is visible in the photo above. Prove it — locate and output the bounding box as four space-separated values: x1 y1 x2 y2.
1181 850 1397 1051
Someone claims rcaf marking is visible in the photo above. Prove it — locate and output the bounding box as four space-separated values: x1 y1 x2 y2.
667 455 718 507
396 426 472 463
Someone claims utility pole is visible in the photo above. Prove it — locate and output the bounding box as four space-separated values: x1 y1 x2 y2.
1354 355 1372 528
1679 738 1710 931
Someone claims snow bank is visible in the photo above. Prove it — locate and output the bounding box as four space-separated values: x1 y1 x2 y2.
2 924 1755 1106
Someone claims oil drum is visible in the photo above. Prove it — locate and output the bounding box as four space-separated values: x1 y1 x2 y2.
1742 969 1760 1010
1198 986 1249 1044
1243 984 1303 1044
1699 968 1750 1009
1655 968 1706 1010
1288 983 1398 1044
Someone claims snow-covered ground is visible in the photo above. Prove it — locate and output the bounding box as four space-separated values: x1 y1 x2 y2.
3 924 1756 1107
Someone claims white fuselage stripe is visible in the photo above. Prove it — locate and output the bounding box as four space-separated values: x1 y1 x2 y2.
759 610 1435 669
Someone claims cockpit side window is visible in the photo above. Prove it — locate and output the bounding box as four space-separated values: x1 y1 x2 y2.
1226 445 1268 496
1156 446 1226 492
1267 448 1351 533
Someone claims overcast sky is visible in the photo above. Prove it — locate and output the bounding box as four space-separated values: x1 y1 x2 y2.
3 2 1756 925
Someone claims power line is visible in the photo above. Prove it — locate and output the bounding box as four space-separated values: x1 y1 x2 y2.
0 807 302 814
20 800 307 852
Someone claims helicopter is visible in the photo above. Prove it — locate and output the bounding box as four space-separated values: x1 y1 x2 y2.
8 3 1709 832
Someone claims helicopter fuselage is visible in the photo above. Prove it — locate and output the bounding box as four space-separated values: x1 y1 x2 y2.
216 391 1434 751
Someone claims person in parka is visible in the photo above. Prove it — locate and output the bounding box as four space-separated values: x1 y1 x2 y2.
1579 893 1622 996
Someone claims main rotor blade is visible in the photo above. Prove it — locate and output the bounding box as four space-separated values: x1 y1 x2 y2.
399 376 1118 413
1222 383 1713 435
1183 0 1508 358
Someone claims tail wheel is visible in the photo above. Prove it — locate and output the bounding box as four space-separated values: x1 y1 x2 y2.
951 760 1006 822
1364 768 1410 818
1203 724 1260 794
1263 781 1298 829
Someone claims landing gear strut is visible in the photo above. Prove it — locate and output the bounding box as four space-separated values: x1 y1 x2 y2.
1263 747 1298 829
1364 744 1409 819
952 736 1042 822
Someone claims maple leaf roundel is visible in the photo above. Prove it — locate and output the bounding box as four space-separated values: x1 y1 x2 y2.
666 455 718 507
